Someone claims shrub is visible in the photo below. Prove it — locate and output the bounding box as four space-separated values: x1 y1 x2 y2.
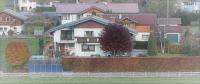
147 33 158 56
6 41 30 70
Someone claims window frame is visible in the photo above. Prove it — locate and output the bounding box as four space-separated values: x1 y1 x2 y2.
82 44 95 52
85 31 94 37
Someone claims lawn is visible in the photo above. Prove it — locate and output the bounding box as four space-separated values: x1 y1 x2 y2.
0 38 40 72
0 0 9 11
0 77 200 84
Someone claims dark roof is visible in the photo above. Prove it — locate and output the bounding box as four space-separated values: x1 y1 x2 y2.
42 12 62 17
3 9 28 20
56 3 139 14
101 14 157 25
165 26 182 33
158 18 181 25
47 16 136 34
47 16 113 33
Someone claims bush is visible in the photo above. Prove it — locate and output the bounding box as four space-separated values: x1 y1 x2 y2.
166 45 182 54
6 41 30 70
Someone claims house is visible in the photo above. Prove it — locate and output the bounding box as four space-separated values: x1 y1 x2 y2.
47 16 135 57
17 0 59 12
158 18 182 45
0 9 27 35
100 14 157 42
176 0 200 13
56 3 139 24
17 0 37 11
100 14 157 55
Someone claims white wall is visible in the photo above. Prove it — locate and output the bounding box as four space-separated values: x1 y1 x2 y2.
135 33 150 41
74 28 104 56
53 30 61 43
61 14 78 24
0 25 23 35
74 28 102 37
18 0 37 11
74 43 105 57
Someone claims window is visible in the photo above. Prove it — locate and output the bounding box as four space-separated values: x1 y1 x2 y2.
82 44 95 51
0 27 3 31
85 31 94 37
142 35 149 41
65 43 74 49
166 34 179 44
6 17 9 22
4 27 7 31
61 30 73 40
64 14 70 20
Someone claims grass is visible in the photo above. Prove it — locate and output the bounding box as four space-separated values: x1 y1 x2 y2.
0 77 200 84
0 38 40 72
0 0 9 11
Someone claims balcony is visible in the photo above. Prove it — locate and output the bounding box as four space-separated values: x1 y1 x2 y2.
76 37 100 43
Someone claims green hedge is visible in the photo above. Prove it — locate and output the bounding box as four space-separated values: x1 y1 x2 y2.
62 56 200 72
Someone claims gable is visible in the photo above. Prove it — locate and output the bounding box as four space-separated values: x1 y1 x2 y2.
0 12 23 26
81 7 104 14
75 20 105 28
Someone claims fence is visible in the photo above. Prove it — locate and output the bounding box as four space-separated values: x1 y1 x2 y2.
1 72 200 77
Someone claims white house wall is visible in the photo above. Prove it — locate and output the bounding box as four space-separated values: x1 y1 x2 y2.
0 25 23 35
74 43 105 56
61 14 78 24
53 30 61 43
135 32 150 41
74 28 102 37
18 0 37 11
74 28 104 56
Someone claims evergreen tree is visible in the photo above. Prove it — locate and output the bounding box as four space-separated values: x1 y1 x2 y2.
147 33 158 56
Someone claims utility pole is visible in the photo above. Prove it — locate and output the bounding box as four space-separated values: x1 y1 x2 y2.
162 0 169 54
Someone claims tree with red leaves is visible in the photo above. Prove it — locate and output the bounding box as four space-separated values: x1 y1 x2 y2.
99 23 133 56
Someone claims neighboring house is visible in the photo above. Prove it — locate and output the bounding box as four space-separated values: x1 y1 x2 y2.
47 16 135 57
101 14 157 42
177 0 200 13
17 0 37 11
56 3 139 24
100 14 157 56
158 18 182 45
0 9 27 35
17 0 59 12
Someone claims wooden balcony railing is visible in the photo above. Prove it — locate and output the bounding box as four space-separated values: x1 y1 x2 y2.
76 37 100 43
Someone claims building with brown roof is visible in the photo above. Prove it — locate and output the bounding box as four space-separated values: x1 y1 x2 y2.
158 18 183 44
56 3 139 24
100 14 157 42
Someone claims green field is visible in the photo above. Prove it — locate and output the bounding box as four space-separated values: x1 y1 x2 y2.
0 0 9 11
0 77 200 84
0 38 40 72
